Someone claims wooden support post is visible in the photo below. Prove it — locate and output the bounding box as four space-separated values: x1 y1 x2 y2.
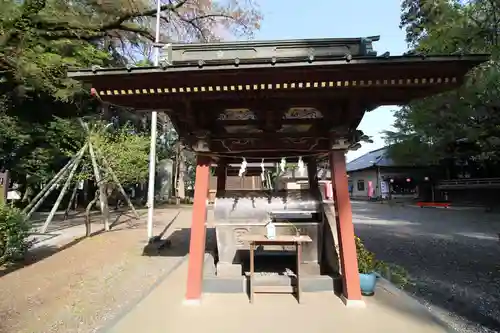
0 171 9 204
185 155 211 303
41 147 85 233
96 147 140 219
89 140 110 231
216 159 226 192
23 148 84 217
329 150 364 306
64 181 79 220
307 158 319 193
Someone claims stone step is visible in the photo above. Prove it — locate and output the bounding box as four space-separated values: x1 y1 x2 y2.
245 273 297 286
203 274 341 294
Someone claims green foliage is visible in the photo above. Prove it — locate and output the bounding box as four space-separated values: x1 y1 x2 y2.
400 0 466 49
0 0 262 198
355 236 376 274
0 103 86 187
356 236 411 288
0 203 31 265
374 261 412 289
386 0 500 175
72 122 149 188
1 0 262 99
92 124 150 185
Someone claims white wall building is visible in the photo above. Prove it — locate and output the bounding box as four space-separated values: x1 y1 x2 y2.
346 147 426 200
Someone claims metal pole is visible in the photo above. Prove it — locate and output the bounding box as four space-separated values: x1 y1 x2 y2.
146 0 162 240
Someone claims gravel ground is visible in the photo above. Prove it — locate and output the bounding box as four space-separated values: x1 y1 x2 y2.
0 208 191 333
352 202 500 333
3 202 498 333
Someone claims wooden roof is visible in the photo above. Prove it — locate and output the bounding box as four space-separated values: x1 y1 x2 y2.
68 37 488 160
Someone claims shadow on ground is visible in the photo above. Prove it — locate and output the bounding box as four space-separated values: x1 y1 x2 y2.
0 237 86 278
2 210 144 278
351 202 500 332
142 227 217 259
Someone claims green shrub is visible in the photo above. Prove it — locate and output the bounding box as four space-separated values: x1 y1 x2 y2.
355 236 376 274
374 260 412 288
0 203 31 265
355 236 411 288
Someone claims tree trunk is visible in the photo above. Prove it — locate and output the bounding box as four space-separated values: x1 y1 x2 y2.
85 190 99 237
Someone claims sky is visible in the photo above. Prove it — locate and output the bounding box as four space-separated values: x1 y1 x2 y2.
253 0 408 162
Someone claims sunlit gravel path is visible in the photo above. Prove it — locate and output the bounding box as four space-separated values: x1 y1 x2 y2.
352 202 500 333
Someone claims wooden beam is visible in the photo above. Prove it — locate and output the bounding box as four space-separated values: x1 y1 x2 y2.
182 99 197 129
213 131 333 139
193 98 330 111
211 136 331 153
215 118 324 126
263 107 282 133
96 85 455 111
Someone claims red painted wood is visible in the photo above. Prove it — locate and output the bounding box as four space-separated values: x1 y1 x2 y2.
329 150 362 301
185 155 211 301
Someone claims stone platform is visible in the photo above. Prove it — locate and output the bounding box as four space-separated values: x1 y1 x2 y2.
202 254 342 294
104 257 453 333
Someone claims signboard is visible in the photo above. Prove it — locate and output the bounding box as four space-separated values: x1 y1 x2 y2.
380 181 389 199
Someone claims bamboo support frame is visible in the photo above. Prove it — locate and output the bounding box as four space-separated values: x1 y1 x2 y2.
24 145 87 221
40 145 86 233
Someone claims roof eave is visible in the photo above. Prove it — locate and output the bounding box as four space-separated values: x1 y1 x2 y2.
168 35 381 49
67 54 490 80
346 165 377 173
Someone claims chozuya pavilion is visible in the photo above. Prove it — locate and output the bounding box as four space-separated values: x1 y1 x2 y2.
68 36 487 306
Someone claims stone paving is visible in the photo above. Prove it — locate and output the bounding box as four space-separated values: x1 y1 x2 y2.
352 201 500 333
103 204 475 333
105 258 451 333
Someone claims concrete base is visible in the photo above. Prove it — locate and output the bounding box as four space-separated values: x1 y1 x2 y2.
182 299 201 306
202 247 339 295
203 276 246 293
202 274 341 294
340 295 366 308
300 262 321 275
216 262 242 277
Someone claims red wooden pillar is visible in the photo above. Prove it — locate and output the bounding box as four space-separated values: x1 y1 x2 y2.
185 154 211 303
329 150 364 305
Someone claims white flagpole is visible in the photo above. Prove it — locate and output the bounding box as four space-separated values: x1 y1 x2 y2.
146 0 162 241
